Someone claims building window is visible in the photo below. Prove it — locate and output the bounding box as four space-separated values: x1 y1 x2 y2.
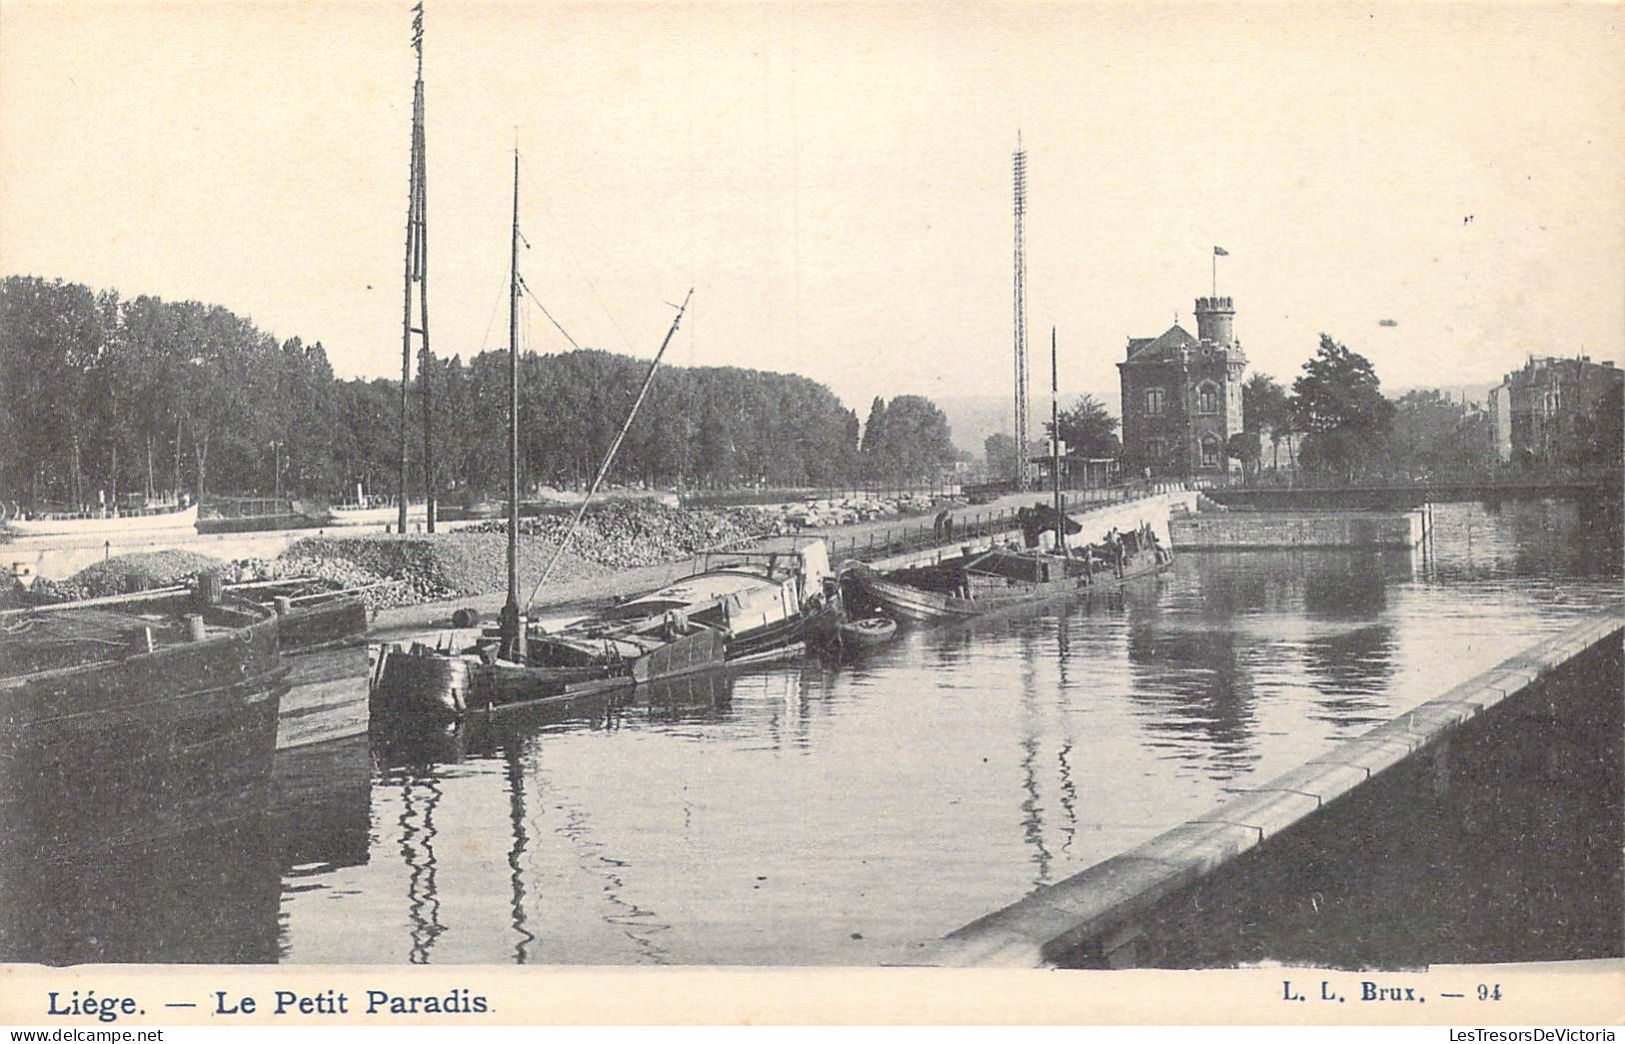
1146 438 1166 461
1144 388 1165 415
1197 381 1220 415
1200 434 1221 468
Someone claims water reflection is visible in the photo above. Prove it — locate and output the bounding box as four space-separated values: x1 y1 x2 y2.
1302 552 1394 619
548 795 673 965
1054 614 1080 857
9 499 1619 967
1120 549 1410 775
1126 621 1258 778
1431 499 1623 581
273 735 372 875
397 777 447 964
502 745 536 964
1018 628 1052 887
1 819 280 965
1300 623 1396 726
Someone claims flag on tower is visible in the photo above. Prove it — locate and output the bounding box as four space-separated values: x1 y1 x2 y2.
1213 246 1229 256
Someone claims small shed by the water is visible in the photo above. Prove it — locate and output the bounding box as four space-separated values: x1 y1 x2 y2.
1031 454 1121 490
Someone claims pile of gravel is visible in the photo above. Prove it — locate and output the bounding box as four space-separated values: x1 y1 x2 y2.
264 531 610 610
29 550 227 603
243 503 778 611
461 501 780 568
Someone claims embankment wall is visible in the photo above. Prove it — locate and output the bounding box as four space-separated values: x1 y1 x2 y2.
914 612 1624 969
1170 510 1425 549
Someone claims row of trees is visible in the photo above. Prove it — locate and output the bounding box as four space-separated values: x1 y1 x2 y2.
0 277 961 507
859 395 958 482
0 277 343 507
1235 335 1500 484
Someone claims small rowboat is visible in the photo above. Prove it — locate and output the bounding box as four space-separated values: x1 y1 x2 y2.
837 615 897 650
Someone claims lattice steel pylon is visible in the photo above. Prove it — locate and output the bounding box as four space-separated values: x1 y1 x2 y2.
1012 134 1031 492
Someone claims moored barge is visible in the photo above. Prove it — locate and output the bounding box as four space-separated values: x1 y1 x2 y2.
0 582 289 860
372 542 841 719
843 523 1172 624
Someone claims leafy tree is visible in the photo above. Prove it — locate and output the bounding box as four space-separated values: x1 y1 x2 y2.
0 278 103 504
1226 431 1262 482
1242 372 1292 471
1291 335 1395 483
1044 394 1120 459
859 397 889 481
873 395 955 481
984 432 1017 480
1390 389 1494 480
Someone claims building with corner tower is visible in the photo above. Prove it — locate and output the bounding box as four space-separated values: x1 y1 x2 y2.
1118 296 1248 478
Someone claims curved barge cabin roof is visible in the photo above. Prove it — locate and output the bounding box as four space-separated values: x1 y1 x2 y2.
601 570 783 621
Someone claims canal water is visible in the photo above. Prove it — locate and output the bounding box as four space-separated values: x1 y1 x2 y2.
6 499 1621 966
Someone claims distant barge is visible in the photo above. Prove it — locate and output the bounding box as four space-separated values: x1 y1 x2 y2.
844 528 1171 624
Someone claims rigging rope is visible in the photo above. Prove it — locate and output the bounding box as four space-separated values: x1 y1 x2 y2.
523 289 693 613
518 277 582 352
475 269 507 357
516 153 639 356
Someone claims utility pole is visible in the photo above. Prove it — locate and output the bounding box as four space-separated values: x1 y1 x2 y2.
1012 133 1031 492
1051 327 1066 557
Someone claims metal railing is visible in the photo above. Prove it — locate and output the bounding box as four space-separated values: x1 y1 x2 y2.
822 509 1023 564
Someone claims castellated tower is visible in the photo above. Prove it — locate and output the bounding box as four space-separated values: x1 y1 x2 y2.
1117 294 1249 479
1194 296 1235 348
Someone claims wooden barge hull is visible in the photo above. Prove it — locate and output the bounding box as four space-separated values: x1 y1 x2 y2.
372 628 728 720
277 643 370 750
276 595 369 654
371 643 639 720
271 594 372 748
371 602 839 719
0 602 287 859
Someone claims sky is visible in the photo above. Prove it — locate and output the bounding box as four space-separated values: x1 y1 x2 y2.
3 1 1622 421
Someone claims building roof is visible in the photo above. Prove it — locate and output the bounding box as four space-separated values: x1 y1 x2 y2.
1123 324 1199 363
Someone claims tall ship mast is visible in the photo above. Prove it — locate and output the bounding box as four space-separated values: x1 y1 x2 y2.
369 143 842 719
398 1 435 534
499 150 524 658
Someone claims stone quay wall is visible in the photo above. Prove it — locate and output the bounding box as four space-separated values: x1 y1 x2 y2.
1170 510 1425 550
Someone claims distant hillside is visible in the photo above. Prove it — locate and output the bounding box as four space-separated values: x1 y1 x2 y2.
934 396 1013 455
1386 380 1500 406
937 392 1119 455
